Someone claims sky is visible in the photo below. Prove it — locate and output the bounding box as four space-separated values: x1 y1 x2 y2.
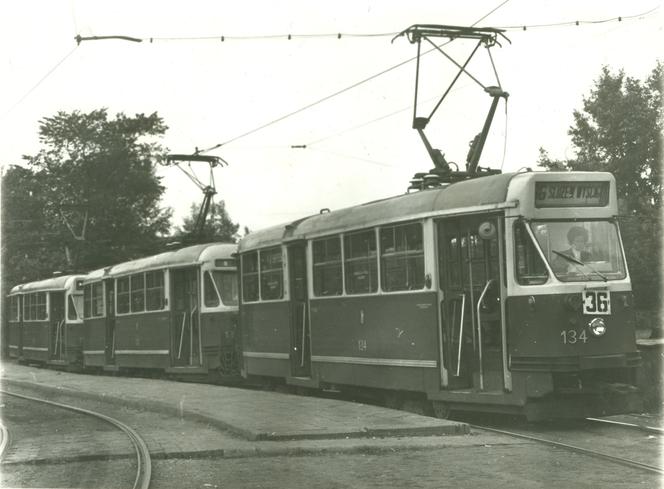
1 0 662 233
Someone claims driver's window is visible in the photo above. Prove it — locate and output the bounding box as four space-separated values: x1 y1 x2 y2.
514 222 548 285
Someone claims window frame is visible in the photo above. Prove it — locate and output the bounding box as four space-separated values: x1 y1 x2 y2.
344 229 378 295
312 235 343 297
145 270 166 311
259 246 284 301
9 295 20 321
116 277 130 315
513 220 550 286
83 282 106 319
23 291 48 321
204 269 239 308
241 251 260 303
379 221 426 293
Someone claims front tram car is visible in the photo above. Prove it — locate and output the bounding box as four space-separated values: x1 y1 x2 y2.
81 243 239 378
7 275 85 367
237 171 640 419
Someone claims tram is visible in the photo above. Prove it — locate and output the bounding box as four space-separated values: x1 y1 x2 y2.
237 171 641 418
81 243 239 377
7 274 86 367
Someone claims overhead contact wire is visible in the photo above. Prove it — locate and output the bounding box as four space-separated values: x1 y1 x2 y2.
1 46 78 120
198 0 514 154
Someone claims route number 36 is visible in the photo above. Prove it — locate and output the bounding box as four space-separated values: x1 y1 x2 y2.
582 290 611 315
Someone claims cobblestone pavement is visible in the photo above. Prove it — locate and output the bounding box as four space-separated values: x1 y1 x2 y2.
2 362 661 489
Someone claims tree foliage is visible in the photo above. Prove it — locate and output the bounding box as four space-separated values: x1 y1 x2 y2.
2 109 172 287
176 200 240 244
539 62 662 311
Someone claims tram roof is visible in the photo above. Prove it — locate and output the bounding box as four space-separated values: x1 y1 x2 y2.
240 172 517 251
105 242 236 278
9 274 85 294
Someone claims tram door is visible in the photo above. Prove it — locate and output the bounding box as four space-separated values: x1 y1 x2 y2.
288 243 311 377
437 215 505 392
171 268 201 367
49 291 65 360
104 279 116 364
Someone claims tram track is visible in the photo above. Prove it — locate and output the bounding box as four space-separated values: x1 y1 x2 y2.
471 422 664 476
0 389 152 489
586 415 664 435
0 421 9 462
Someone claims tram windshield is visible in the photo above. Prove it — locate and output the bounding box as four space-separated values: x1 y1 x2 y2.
204 270 239 306
528 220 627 282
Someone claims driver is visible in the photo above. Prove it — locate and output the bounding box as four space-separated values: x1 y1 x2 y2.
563 226 592 262
553 226 592 272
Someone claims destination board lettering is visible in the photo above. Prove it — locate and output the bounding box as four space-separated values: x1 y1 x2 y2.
535 181 609 208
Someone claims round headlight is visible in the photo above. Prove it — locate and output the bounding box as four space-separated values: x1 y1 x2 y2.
589 318 607 337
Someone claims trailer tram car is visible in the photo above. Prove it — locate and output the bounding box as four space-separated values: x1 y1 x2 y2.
81 243 239 378
238 171 641 419
7 275 86 367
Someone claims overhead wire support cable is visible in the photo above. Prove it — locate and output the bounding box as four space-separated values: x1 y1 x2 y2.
195 0 514 154
498 5 659 30
1 46 78 120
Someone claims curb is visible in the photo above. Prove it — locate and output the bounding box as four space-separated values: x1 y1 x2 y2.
1 378 469 442
1 378 259 441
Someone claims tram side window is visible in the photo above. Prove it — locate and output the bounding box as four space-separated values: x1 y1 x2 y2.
312 237 342 296
9 296 19 321
84 285 90 318
260 247 283 300
146 271 165 311
242 252 259 302
24 292 47 320
23 294 31 320
380 223 425 291
84 283 104 318
344 230 378 294
117 277 130 314
514 222 548 285
92 282 104 316
130 273 145 312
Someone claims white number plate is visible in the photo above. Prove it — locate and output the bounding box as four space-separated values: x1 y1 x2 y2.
582 290 611 315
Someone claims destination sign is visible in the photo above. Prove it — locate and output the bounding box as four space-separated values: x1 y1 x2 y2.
535 181 609 208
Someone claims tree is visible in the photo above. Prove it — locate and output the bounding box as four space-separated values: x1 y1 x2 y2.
2 109 173 283
539 62 662 312
176 200 240 243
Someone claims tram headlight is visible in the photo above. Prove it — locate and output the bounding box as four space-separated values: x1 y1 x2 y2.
588 318 607 337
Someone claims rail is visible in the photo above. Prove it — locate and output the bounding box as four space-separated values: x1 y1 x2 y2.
0 389 152 489
586 416 664 436
0 422 9 462
473 423 663 476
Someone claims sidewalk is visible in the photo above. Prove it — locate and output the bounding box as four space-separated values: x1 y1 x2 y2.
0 362 468 441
